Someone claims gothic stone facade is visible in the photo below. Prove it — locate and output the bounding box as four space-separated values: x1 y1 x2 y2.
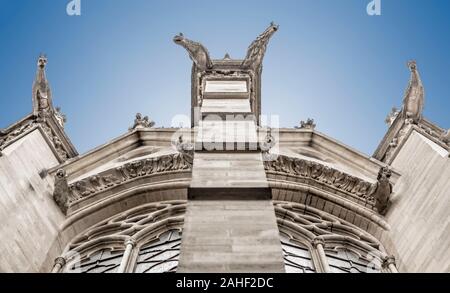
0 25 449 273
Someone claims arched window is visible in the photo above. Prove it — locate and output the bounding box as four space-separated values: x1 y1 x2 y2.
325 248 381 273
280 233 315 273
55 201 186 273
275 201 393 273
67 248 124 273
134 230 182 273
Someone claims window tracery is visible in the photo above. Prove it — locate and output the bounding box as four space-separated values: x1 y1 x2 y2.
275 201 392 273
56 200 186 273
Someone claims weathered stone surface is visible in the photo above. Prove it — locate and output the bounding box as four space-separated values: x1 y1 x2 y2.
178 200 285 273
384 131 450 273
0 130 63 272
190 153 268 189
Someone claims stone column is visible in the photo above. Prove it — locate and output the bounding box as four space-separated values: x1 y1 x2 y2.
117 239 136 273
383 255 398 273
51 257 66 273
313 238 330 273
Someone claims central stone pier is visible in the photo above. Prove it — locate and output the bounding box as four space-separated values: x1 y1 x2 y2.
175 23 284 272
177 200 284 273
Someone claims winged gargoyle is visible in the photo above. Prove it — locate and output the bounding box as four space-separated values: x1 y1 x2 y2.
402 61 425 124
32 54 54 120
173 33 213 72
368 167 393 215
242 22 279 72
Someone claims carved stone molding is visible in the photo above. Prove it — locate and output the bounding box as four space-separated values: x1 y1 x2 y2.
69 152 193 204
264 155 375 204
0 121 70 162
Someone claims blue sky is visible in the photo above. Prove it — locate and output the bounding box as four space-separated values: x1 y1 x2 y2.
0 0 449 155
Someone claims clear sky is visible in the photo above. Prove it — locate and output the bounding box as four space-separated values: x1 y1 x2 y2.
0 0 449 155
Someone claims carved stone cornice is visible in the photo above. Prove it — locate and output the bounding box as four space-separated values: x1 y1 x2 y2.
375 117 449 164
68 152 193 205
264 155 375 204
0 116 76 163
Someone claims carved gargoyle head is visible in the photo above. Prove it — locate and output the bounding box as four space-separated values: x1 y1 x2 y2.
408 60 417 71
56 169 66 179
173 33 213 71
38 54 47 69
173 33 185 45
267 22 279 33
377 166 392 181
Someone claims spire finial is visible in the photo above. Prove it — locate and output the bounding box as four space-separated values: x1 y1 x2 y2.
402 60 424 124
223 53 231 60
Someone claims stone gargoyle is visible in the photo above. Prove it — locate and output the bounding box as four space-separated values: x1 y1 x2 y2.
173 33 213 72
369 167 393 215
402 61 424 124
53 169 70 215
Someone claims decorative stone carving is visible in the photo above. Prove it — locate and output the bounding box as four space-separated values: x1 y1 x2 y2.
383 255 396 268
173 135 194 166
53 169 71 215
260 128 276 152
32 54 53 121
440 129 450 145
402 61 424 124
265 155 375 203
0 120 36 148
69 153 193 202
54 257 67 267
129 113 155 131
296 118 316 130
368 167 393 215
312 237 326 248
242 22 279 72
54 107 67 128
173 33 213 72
385 107 400 126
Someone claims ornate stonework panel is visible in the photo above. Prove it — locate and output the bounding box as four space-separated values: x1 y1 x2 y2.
68 152 193 205
265 155 375 206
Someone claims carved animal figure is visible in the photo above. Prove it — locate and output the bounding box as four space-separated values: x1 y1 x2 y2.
369 167 393 215
32 55 53 119
402 61 424 124
53 169 70 215
242 22 279 71
173 33 213 71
